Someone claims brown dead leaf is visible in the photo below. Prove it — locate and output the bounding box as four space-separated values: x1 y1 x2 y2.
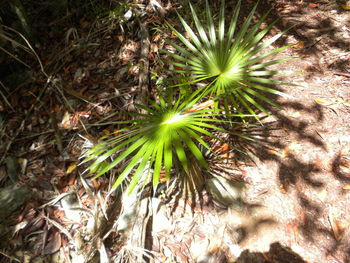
279 184 287 194
91 179 101 190
219 152 230 160
342 5 350 10
24 216 45 234
281 148 290 158
68 173 77 185
46 163 65 177
308 3 319 8
280 143 301 158
165 243 189 263
60 111 71 128
70 148 80 155
72 113 79 125
102 129 110 135
267 149 280 157
293 41 305 49
329 215 349 241
43 230 62 255
53 209 66 220
213 143 229 153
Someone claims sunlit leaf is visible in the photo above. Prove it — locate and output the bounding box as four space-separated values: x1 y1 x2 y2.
343 185 350 190
66 163 77 174
165 0 295 115
84 94 235 193
314 98 333 106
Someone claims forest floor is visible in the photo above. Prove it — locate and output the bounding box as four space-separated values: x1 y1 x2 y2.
1 0 350 262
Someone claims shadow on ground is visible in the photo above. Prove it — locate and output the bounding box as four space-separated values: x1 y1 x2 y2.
235 242 307 263
241 0 350 74
225 96 349 262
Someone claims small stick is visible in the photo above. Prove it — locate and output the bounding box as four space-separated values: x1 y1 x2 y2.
0 250 21 262
334 72 350 78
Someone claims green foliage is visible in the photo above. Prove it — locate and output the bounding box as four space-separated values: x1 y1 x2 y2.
164 0 295 115
84 90 230 193
85 0 294 193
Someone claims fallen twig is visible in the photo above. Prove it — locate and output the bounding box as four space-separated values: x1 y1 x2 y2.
43 215 73 240
334 72 350 78
0 250 21 262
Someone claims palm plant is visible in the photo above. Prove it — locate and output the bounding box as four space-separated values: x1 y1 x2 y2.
83 90 231 193
83 0 295 194
164 0 295 115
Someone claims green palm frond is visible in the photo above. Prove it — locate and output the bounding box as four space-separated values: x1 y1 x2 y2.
164 0 296 115
83 91 231 193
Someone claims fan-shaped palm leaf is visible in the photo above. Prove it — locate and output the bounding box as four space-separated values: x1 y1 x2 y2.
164 0 296 115
83 90 233 193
